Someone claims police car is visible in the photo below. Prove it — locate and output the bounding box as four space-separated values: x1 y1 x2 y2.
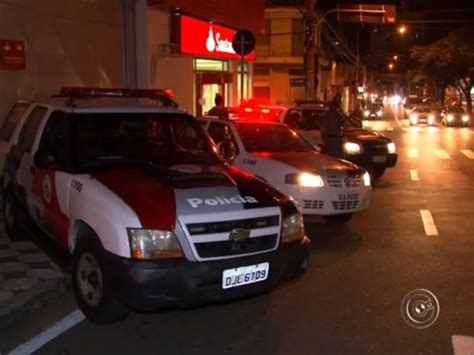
199 116 372 224
2 87 310 323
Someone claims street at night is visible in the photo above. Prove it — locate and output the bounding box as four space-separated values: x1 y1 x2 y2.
1 0 474 354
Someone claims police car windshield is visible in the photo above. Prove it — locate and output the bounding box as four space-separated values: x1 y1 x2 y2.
236 123 314 153
73 113 221 169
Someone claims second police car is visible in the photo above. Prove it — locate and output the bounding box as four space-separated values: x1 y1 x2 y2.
1 87 310 324
199 116 372 224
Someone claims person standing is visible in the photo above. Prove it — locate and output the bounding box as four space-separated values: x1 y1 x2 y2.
321 99 347 157
207 93 228 119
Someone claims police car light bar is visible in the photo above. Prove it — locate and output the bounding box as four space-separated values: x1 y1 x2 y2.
54 87 177 107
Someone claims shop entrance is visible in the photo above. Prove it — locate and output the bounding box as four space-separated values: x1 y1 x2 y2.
201 84 225 115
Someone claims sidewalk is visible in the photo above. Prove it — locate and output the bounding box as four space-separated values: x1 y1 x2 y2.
0 221 69 328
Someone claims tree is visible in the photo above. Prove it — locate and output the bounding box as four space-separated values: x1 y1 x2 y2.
409 26 474 113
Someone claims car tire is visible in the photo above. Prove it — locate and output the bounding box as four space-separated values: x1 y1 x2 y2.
325 213 352 224
72 236 129 324
3 185 20 240
370 168 386 182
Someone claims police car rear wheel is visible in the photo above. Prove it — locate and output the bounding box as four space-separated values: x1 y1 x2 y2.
72 238 129 324
325 213 352 224
3 185 19 239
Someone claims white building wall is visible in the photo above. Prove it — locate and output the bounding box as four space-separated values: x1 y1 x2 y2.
0 0 123 121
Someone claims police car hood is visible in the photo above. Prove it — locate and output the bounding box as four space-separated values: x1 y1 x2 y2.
252 151 364 176
343 128 390 142
92 165 290 230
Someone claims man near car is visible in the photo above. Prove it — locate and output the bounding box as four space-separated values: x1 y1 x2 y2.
208 93 228 119
321 98 346 157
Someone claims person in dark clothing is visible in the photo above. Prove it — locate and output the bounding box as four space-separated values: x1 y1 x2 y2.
321 98 346 157
207 93 228 119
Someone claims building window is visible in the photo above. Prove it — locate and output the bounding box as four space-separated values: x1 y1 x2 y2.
194 59 229 72
238 62 251 101
292 19 304 57
254 65 271 76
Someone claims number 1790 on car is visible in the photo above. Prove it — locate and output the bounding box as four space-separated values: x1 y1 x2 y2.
222 262 270 289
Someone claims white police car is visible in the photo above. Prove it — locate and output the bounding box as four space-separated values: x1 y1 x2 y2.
199 116 372 224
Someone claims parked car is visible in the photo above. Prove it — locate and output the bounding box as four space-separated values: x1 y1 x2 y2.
2 87 310 323
409 106 435 126
278 102 398 181
200 116 372 224
441 106 470 127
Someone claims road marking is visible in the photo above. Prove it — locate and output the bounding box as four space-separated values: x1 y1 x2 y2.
8 310 85 355
452 335 474 355
420 210 438 236
387 127 394 131
434 149 452 159
408 149 419 158
461 149 474 159
410 169 420 181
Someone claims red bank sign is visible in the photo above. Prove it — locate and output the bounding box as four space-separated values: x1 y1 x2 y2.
0 39 25 70
180 15 255 61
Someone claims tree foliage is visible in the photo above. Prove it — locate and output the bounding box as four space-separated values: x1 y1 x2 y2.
409 26 474 112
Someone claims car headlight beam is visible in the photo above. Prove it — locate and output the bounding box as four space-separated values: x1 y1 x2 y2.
286 172 324 187
462 115 469 122
387 142 396 154
363 172 371 187
343 142 362 155
447 114 454 122
128 229 183 259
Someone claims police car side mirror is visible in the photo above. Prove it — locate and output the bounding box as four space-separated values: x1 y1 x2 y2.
34 150 56 169
217 140 236 163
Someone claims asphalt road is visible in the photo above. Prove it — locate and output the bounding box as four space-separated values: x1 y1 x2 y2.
9 105 474 354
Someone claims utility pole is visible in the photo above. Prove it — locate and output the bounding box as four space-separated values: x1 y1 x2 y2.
304 0 316 100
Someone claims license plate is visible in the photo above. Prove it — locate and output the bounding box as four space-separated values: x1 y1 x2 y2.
222 262 269 289
338 193 359 201
372 155 387 163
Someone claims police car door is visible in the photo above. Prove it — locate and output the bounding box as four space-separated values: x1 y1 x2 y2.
9 106 49 221
30 111 71 243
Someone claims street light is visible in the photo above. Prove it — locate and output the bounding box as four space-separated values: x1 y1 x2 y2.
388 63 394 70
393 55 399 60
397 25 407 35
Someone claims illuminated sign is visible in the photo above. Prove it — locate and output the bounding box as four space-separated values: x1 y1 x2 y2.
0 39 25 70
179 15 255 61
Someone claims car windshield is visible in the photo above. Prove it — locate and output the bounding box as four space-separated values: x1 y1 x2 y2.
415 107 431 113
73 112 221 169
236 122 315 153
450 107 465 113
407 97 422 105
368 105 380 110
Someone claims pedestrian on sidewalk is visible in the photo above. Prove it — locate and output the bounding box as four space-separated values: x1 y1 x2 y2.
321 98 347 158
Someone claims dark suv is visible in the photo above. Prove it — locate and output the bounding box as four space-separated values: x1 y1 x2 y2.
279 103 398 181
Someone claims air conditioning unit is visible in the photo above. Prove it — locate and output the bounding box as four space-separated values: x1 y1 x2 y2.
160 43 179 55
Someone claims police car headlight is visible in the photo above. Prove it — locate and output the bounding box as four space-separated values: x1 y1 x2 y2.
447 114 454 122
286 172 324 187
128 229 183 259
377 110 383 117
387 142 396 154
363 172 371 187
462 115 469 122
343 142 362 155
281 213 305 243
363 110 370 117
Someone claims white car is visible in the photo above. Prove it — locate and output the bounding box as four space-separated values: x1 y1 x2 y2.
200 116 372 224
2 87 310 323
409 106 435 126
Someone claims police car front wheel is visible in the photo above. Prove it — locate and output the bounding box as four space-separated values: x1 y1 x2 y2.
72 237 129 324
